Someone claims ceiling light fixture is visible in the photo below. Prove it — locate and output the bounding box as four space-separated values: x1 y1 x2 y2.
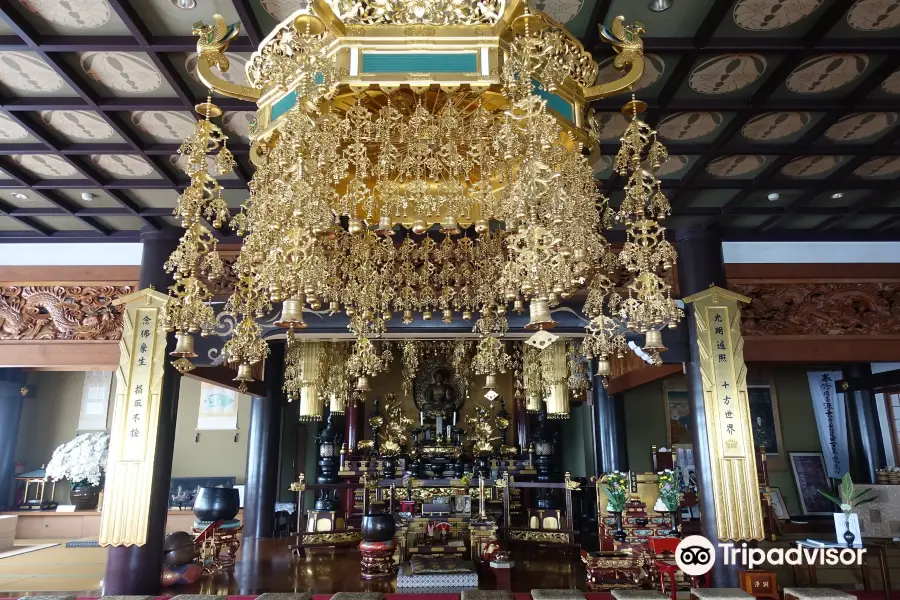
831 192 844 199
767 192 780 201
171 0 197 9
648 0 673 11
81 192 95 203
11 192 28 200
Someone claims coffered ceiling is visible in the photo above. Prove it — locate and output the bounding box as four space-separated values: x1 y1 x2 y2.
0 0 898 242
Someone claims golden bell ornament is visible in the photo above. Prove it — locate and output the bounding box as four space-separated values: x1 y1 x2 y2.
644 328 667 352
595 357 611 377
348 219 364 234
375 215 394 235
462 310 472 320
170 332 197 358
328 301 340 314
356 375 371 392
573 248 586 261
233 363 254 382
441 215 460 234
442 309 453 323
403 309 414 323
483 373 498 390
293 13 326 35
422 310 432 321
411 220 428 235
524 298 557 330
275 298 307 329
513 299 525 313
474 219 489 234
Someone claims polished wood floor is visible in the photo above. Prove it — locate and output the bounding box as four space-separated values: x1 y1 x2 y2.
216 539 586 596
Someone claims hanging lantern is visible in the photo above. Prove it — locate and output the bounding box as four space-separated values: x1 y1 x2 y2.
523 345 542 413
285 342 325 421
546 382 569 420
322 342 350 414
541 341 569 419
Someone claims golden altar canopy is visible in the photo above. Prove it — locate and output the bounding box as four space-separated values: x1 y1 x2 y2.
161 0 680 401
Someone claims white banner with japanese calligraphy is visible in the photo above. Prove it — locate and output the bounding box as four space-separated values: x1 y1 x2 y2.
807 371 849 479
77 371 112 431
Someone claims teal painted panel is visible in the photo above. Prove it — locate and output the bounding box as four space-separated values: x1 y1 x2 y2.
362 52 477 74
534 85 574 121
271 90 298 121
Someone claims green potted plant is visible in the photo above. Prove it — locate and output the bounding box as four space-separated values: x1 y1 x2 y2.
818 472 877 548
45 432 109 510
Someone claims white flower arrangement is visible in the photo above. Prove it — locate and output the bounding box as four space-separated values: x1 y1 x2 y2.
45 432 110 487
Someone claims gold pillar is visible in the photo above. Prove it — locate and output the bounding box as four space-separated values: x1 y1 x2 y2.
99 288 170 546
682 285 764 541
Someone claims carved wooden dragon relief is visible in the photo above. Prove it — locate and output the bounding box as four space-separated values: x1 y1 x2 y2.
731 282 900 336
0 285 133 341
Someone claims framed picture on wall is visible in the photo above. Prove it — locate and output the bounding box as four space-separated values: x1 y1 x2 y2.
663 380 692 446
789 452 832 516
748 382 785 469
768 487 790 520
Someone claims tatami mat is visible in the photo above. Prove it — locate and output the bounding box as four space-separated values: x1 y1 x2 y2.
0 539 105 594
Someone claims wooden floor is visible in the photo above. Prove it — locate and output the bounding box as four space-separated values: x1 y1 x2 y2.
0 538 586 596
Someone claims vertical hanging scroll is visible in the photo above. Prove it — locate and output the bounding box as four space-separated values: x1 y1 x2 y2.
99 288 170 547
683 285 764 541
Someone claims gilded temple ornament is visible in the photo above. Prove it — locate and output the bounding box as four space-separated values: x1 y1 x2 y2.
161 0 680 389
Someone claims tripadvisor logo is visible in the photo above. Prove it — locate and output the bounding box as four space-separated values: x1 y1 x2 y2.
676 535 866 574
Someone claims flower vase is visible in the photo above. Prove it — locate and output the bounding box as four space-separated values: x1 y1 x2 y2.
612 511 627 542
667 510 680 537
843 514 856 548
70 482 100 511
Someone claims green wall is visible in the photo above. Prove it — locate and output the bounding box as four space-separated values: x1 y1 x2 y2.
619 366 824 516
622 379 668 474
559 403 590 478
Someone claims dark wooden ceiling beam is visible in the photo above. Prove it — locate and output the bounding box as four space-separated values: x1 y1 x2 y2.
874 214 900 233
758 111 900 231
642 37 900 53
0 143 251 155
0 36 255 53
105 0 197 112
0 157 56 236
231 0 264 48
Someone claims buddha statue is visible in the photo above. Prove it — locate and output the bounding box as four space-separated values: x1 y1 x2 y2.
420 369 456 418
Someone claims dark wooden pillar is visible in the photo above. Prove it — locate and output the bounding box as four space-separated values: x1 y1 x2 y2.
675 227 739 588
609 393 628 471
0 369 27 509
244 341 285 538
105 227 182 595
590 367 630 476
843 363 886 484
345 394 365 454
